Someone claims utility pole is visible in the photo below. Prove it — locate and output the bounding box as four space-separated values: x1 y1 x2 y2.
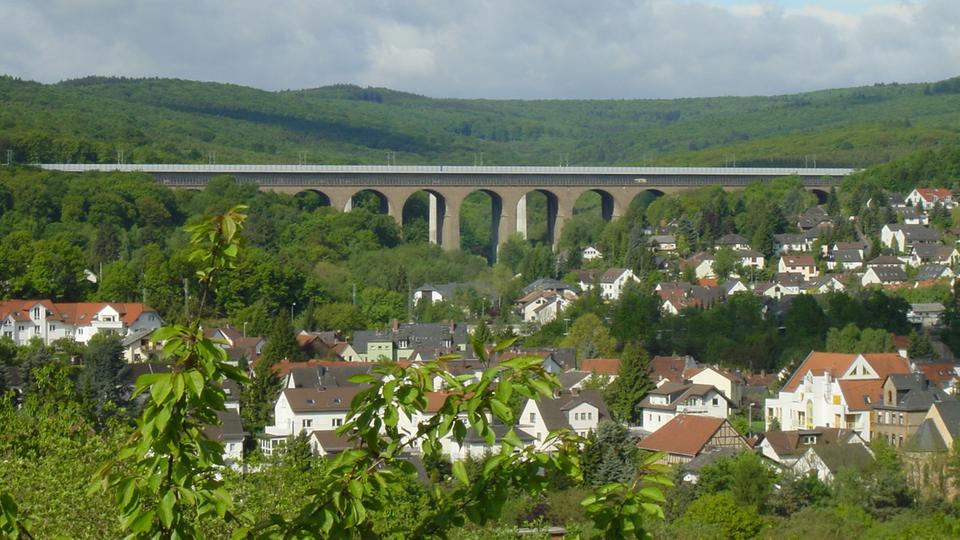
352 283 357 306
183 278 189 320
5 149 11 165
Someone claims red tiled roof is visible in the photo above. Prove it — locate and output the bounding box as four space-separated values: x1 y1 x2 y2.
916 188 953 202
650 356 687 384
914 363 958 386
637 415 729 456
0 300 156 325
581 358 620 376
782 352 908 393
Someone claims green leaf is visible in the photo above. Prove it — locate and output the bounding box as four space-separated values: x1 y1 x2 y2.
452 461 470 486
489 398 513 423
158 489 176 528
639 487 666 503
184 370 204 398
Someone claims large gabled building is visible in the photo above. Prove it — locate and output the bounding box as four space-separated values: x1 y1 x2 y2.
0 299 162 348
765 351 912 438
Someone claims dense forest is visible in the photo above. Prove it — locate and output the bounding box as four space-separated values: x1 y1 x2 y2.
2 75 960 168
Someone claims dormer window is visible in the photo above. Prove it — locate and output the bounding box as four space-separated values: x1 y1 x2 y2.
33 307 40 319
802 435 817 445
398 339 409 348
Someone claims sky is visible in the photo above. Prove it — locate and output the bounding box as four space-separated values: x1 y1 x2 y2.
0 0 957 100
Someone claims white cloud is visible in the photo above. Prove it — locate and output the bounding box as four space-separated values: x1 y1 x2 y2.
0 0 957 98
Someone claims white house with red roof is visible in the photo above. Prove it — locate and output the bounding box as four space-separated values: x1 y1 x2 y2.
636 415 750 465
764 352 912 438
0 300 162 347
906 188 956 210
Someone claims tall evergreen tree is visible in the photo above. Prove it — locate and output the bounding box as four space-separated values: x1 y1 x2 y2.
581 420 639 487
82 332 128 421
604 342 652 425
260 310 305 364
241 352 282 434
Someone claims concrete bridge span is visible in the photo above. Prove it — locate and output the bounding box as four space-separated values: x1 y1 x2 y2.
41 164 853 258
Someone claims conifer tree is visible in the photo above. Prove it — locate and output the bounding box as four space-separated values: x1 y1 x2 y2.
605 342 652 425
261 310 305 364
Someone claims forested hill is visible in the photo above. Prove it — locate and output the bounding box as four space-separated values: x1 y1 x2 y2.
2 74 960 168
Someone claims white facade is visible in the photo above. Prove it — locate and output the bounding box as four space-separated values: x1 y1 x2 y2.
599 269 640 300
0 301 162 348
261 392 349 454
640 387 730 433
688 367 742 405
581 246 603 261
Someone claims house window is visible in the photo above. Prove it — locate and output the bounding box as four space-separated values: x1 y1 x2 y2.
34 326 40 334
712 398 719 406
587 412 592 420
33 307 40 319
877 412 883 424
333 418 343 427
898 413 904 426
303 419 313 429
529 413 536 423
78 328 83 335
49 325 55 332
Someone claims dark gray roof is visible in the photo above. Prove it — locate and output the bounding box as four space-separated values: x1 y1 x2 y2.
204 410 246 442
288 367 322 389
905 419 948 452
716 233 749 246
934 401 960 440
535 390 609 431
916 265 951 281
902 225 942 242
879 373 953 412
774 233 806 245
522 278 574 295
799 206 830 229
868 266 907 283
806 443 874 473
866 255 904 267
352 322 469 353
559 370 591 390
833 249 863 264
311 429 356 453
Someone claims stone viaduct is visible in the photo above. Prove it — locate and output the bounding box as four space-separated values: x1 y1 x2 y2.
42 164 853 257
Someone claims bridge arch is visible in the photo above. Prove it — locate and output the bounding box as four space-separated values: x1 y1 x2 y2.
294 189 331 211
347 189 390 214
401 189 446 245
517 189 559 246
809 188 830 205
460 189 503 262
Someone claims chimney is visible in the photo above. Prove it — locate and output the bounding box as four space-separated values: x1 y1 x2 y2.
391 319 399 332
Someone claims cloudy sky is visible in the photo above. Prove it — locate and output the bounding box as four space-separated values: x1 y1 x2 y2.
0 0 957 99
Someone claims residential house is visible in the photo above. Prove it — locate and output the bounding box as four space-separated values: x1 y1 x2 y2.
204 410 247 464
829 249 863 271
649 355 698 386
522 278 577 296
516 288 578 324
906 401 960 451
686 366 745 406
865 255 908 271
637 415 750 465
260 386 364 454
684 252 716 279
872 373 954 448
722 279 749 296
912 360 959 390
649 235 677 252
806 275 847 295
759 428 867 467
798 206 832 231
906 188 956 210
765 351 912 438
862 266 908 287
0 300 163 348
206 326 266 365
778 255 818 280
908 303 946 328
581 246 603 261
352 321 468 362
580 358 620 381
121 328 160 363
310 430 356 457
715 233 751 251
773 233 810 254
444 425 537 462
910 244 959 267
656 282 726 315
792 443 875 483
578 268 640 301
736 250 765 270
638 382 732 433
881 224 942 252
518 389 609 444
915 264 954 283
900 206 929 226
